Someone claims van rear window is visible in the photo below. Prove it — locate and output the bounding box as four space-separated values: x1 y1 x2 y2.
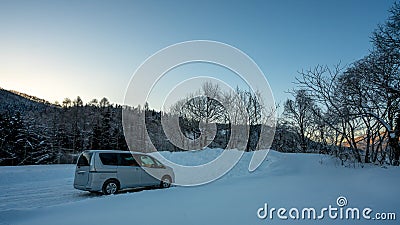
99 153 118 166
77 152 92 166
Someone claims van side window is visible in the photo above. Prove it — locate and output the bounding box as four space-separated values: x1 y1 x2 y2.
77 152 92 166
119 154 139 167
99 153 118 166
137 155 164 168
139 155 155 168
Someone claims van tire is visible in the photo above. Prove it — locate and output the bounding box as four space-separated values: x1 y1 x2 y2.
160 175 172 188
102 179 120 195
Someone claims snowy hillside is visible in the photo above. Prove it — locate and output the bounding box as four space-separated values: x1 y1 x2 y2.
0 149 399 225
0 88 53 113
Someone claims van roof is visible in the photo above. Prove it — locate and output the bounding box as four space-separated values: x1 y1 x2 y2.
82 150 148 155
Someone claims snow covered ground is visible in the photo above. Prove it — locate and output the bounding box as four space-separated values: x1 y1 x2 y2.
0 149 399 225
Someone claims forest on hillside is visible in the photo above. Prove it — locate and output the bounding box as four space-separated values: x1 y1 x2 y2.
0 94 128 165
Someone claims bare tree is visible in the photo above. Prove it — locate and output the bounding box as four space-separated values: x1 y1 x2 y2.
180 82 226 147
296 65 363 162
369 3 400 165
283 89 315 152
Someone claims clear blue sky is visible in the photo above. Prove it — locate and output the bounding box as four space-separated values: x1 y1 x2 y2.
0 0 396 109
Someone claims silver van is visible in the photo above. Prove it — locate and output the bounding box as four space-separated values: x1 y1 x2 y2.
73 150 174 195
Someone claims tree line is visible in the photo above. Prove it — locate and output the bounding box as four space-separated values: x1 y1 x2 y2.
0 85 275 166
282 2 400 166
0 96 128 165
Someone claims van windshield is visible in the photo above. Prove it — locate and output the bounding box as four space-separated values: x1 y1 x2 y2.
77 152 92 166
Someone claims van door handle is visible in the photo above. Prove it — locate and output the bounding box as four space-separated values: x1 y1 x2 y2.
77 171 86 174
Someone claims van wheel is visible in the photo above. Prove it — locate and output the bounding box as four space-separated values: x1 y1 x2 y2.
160 176 172 188
102 180 119 195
